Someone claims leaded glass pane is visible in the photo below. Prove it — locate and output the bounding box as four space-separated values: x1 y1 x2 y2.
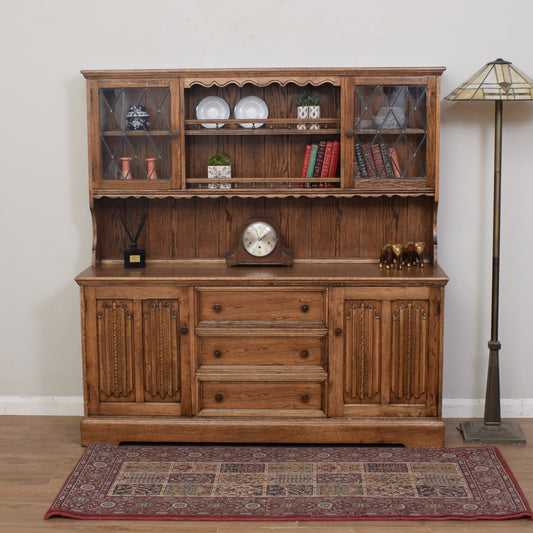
99 87 172 181
353 85 427 179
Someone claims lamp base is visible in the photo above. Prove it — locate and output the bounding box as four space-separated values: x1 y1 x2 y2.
459 420 526 444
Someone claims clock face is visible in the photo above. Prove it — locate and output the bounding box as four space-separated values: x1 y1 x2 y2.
242 221 278 257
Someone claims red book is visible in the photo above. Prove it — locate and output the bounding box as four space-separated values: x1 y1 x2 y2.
371 144 385 177
327 140 340 180
300 144 312 178
320 141 333 177
389 147 401 178
362 143 376 177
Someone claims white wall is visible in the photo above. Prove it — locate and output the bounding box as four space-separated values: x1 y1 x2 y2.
2 0 533 412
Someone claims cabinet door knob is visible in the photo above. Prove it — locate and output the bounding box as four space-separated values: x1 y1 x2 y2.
213 303 222 313
346 129 354 138
300 393 310 403
214 393 224 403
335 327 343 337
301 304 309 313
180 325 189 335
214 349 222 359
300 349 310 359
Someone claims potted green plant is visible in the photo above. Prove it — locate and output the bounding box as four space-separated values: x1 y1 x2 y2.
295 93 321 130
207 153 232 189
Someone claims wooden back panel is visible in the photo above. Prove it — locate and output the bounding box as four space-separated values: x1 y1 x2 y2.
93 196 434 262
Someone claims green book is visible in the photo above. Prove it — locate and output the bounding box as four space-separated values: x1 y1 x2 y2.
306 143 319 184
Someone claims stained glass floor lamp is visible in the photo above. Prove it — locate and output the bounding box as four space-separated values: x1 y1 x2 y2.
445 59 533 444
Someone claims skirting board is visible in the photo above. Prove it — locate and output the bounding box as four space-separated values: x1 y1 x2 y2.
0 396 84 416
1 396 533 417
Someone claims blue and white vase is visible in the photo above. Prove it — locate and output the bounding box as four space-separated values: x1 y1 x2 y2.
126 105 151 131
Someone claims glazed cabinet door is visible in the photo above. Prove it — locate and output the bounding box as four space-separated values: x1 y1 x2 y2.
82 286 192 416
342 76 439 192
86 77 181 191
330 286 443 418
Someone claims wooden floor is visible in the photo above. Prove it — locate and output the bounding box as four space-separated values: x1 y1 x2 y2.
1 417 532 532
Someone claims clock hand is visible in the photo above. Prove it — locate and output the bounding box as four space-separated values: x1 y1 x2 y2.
258 228 270 241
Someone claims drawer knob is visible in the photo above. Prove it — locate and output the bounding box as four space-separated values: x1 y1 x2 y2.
301 393 310 403
335 327 343 337
180 325 189 335
301 304 309 313
215 393 224 403
300 349 310 359
213 303 222 313
214 349 222 359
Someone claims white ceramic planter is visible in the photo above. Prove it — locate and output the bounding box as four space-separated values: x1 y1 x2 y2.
308 105 321 129
207 165 232 189
297 106 309 130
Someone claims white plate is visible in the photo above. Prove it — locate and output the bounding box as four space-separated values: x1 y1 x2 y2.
234 96 268 128
196 96 230 129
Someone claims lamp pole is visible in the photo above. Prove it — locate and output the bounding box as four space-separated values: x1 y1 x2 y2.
485 99 502 425
460 98 525 443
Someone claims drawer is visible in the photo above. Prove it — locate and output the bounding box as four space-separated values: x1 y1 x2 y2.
196 289 326 325
198 380 325 413
197 332 326 367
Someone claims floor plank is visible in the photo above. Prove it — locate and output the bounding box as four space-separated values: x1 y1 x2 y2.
1 416 532 532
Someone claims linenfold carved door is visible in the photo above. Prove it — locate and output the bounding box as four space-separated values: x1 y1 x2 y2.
83 286 191 416
331 287 443 418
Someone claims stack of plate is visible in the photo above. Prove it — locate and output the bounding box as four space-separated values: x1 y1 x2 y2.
196 96 268 128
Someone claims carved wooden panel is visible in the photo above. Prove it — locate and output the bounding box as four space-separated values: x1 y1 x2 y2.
96 300 135 402
142 300 180 402
343 300 382 404
390 300 428 404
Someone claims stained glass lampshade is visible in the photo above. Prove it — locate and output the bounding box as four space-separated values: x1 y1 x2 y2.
445 58 533 101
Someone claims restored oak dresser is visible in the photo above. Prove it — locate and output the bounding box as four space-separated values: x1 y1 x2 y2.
77 67 448 446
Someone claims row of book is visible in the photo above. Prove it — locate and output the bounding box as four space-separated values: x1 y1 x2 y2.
355 142 401 178
300 140 340 188
299 140 402 183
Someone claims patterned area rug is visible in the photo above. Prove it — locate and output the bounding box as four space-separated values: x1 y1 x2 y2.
45 443 533 521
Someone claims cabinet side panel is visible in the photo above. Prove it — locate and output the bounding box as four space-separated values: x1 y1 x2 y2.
427 287 444 417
